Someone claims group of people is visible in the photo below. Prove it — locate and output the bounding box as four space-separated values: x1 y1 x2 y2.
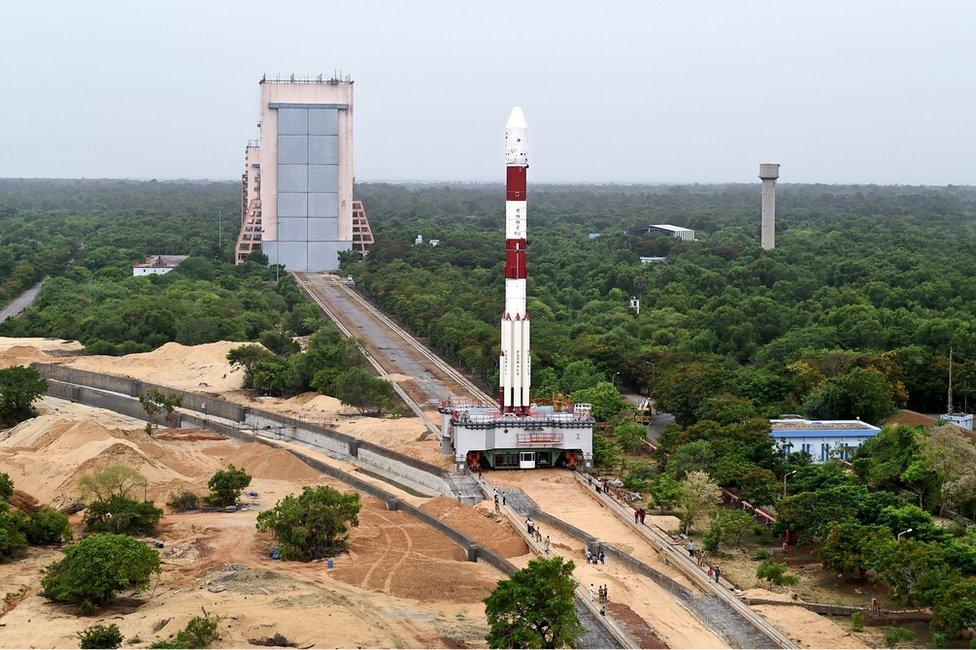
585 548 605 564
586 474 611 494
686 541 722 583
524 517 551 552
588 583 610 616
633 507 647 524
493 491 507 512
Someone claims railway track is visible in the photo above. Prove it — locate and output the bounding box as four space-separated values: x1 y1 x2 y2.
328 277 495 404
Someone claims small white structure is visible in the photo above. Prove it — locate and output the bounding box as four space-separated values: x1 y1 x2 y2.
940 412 974 430
429 239 440 247
588 233 602 240
771 417 881 463
629 296 640 314
132 255 189 276
639 256 667 264
648 224 695 241
414 235 424 245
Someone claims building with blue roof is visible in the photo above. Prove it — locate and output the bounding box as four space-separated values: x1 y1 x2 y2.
771 417 881 463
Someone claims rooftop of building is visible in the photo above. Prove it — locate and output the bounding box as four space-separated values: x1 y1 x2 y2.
260 73 353 85
770 417 881 438
650 224 694 233
440 400 595 427
133 255 189 269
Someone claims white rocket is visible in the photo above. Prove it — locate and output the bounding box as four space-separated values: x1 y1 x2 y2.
499 107 531 415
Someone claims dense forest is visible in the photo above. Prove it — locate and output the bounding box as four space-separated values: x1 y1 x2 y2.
2 179 975 638
346 182 976 640
351 182 976 420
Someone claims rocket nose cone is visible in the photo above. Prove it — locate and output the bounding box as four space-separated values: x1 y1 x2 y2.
506 106 527 129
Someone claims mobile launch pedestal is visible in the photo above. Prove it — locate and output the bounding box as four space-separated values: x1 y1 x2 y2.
439 107 595 472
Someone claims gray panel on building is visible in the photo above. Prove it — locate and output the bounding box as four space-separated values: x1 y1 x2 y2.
308 218 338 241
277 192 307 218
277 135 308 164
307 192 338 218
277 108 309 135
308 241 351 270
308 165 338 193
308 136 338 164
278 218 309 241
277 241 308 269
308 108 338 135
278 165 308 192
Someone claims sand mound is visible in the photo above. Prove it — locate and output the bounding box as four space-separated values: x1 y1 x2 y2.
0 345 55 369
222 444 321 482
66 341 254 392
420 497 528 558
0 337 83 355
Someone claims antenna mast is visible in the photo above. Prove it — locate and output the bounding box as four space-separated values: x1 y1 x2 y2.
948 347 954 414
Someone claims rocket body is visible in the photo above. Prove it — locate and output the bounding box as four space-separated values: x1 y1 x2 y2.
500 107 531 414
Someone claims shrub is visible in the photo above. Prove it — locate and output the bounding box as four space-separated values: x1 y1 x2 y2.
704 520 723 554
0 366 47 427
78 465 147 502
752 548 772 561
257 485 361 560
756 559 799 587
0 511 29 561
78 624 124 649
850 611 864 632
166 490 200 512
334 368 396 416
0 472 13 502
84 496 163 536
205 465 251 508
41 533 160 613
24 506 72 545
882 626 916 648
149 614 220 649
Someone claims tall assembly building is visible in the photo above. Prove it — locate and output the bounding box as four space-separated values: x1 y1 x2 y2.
235 75 373 269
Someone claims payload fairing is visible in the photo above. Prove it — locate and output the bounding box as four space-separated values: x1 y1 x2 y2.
499 107 531 414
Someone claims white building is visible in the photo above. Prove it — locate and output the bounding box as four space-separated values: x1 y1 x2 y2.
132 255 189 276
648 224 695 241
771 418 881 463
940 412 974 430
639 256 667 264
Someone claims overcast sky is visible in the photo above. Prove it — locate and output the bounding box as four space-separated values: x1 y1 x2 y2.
3 1 974 184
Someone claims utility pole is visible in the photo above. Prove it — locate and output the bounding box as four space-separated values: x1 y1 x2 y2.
947 347 954 414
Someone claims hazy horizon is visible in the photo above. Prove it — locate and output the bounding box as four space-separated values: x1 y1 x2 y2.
4 1 975 185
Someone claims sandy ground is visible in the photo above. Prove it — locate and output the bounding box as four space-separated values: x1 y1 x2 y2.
491 470 725 649
225 390 450 468
750 604 868 648
0 400 525 648
64 341 250 393
0 336 83 355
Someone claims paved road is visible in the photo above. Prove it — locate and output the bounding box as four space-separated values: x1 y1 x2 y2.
0 277 46 321
296 272 455 405
623 392 675 444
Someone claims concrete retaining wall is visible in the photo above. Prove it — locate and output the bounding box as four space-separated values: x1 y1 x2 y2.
357 445 449 496
600 543 694 601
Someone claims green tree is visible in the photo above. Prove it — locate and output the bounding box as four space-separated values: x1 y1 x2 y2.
0 472 13 502
334 368 396 416
0 511 28 561
716 509 754 546
931 577 976 637
483 556 585 649
803 367 895 425
650 473 682 510
756 559 799 587
0 366 47 426
23 506 72 545
41 533 161 613
592 430 622 471
614 420 648 453
139 388 183 434
205 465 251 507
84 497 163 536
817 522 892 579
571 381 625 422
78 624 124 649
77 465 148 503
678 471 722 534
256 485 361 560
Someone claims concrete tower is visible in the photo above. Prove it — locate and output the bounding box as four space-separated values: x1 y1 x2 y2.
759 163 780 250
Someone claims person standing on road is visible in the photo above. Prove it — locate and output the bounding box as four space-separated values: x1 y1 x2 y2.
714 565 721 584
588 583 594 602
687 540 697 557
634 508 640 524
603 584 609 603
544 535 551 553
494 494 499 512
501 492 506 506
